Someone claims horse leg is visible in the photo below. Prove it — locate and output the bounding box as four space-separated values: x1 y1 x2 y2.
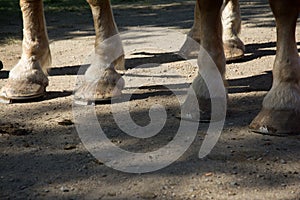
250 0 300 135
222 0 245 61
0 0 50 101
181 0 226 121
180 0 244 61
75 0 125 101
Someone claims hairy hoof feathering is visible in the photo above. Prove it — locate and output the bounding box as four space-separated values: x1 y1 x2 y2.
249 108 300 136
74 68 124 103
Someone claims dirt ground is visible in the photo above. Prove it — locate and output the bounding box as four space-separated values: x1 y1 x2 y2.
0 0 300 199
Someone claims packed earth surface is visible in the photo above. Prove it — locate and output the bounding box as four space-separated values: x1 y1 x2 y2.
0 0 300 199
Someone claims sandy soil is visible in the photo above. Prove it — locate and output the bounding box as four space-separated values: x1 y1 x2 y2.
0 0 300 199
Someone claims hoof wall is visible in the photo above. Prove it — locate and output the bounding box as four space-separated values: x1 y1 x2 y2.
249 109 300 136
0 79 47 103
224 40 245 61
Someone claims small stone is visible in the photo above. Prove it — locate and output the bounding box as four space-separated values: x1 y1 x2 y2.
140 191 157 199
107 192 116 196
63 144 76 150
231 171 238 175
204 172 213 177
60 186 69 192
230 181 239 186
256 174 264 178
19 185 27 190
280 159 287 164
228 192 237 196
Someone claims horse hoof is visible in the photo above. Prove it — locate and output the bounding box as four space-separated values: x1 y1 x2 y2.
0 79 47 103
249 108 300 136
74 68 124 103
224 39 245 61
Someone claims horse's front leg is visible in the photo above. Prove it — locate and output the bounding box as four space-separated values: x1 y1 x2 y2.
75 0 125 101
0 0 51 101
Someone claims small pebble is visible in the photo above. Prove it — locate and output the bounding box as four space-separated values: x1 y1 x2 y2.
60 186 69 192
257 157 263 161
107 192 116 196
280 159 287 164
228 192 237 196
140 191 157 199
230 181 239 186
63 144 76 150
204 172 213 177
19 185 27 190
